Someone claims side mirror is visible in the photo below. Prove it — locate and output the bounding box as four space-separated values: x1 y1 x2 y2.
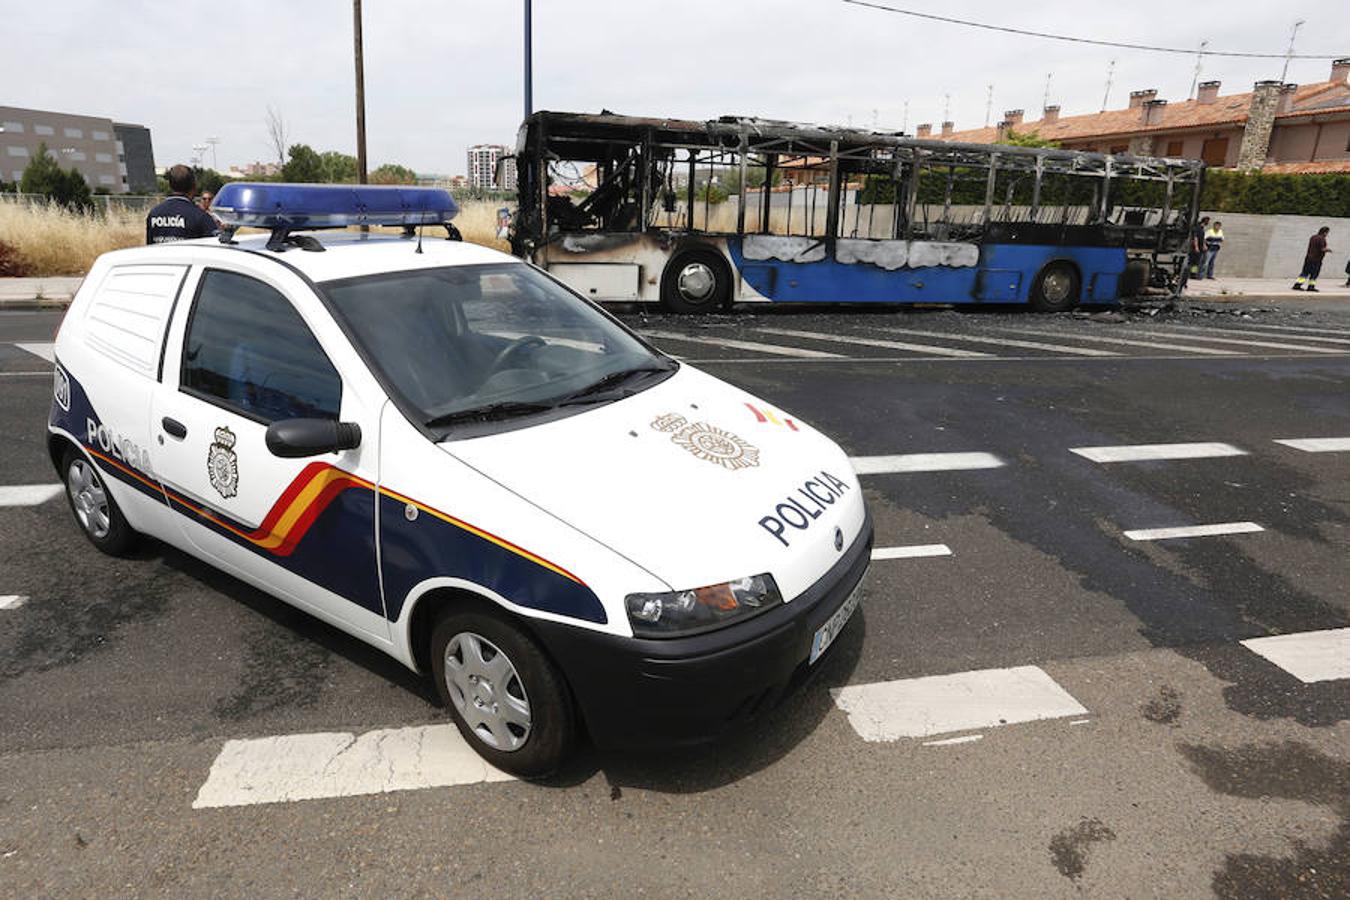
265 418 362 458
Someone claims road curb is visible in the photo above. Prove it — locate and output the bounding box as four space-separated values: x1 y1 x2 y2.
0 296 74 310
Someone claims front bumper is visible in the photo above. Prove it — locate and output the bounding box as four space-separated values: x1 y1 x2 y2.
532 512 873 750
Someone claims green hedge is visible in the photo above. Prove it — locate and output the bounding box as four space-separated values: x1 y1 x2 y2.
1201 170 1350 217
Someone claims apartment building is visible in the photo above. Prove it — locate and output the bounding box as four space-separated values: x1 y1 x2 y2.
0 105 155 192
467 143 515 190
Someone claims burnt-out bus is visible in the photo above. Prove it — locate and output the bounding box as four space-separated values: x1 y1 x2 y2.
510 111 1205 313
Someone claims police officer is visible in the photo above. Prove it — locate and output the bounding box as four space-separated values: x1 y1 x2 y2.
145 165 219 244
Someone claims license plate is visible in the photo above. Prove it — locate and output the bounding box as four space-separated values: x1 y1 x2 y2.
809 584 861 665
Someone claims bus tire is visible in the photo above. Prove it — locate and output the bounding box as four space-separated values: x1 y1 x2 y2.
660 247 731 313
430 605 575 778
1031 261 1081 312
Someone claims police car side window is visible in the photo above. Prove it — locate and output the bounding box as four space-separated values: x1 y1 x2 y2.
181 270 342 423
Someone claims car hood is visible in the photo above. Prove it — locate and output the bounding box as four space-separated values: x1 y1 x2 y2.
440 365 866 601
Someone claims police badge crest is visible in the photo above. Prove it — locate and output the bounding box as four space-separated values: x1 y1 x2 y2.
207 426 239 499
651 412 760 472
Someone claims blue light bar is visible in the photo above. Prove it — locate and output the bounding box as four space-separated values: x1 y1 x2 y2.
212 182 458 230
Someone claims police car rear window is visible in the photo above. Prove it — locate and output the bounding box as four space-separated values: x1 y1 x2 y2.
181 270 341 423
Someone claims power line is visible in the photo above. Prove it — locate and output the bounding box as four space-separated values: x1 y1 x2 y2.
841 0 1345 59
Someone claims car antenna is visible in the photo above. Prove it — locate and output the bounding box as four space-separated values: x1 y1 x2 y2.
414 191 427 254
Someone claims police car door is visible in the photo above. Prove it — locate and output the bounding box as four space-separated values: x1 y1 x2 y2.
150 263 388 639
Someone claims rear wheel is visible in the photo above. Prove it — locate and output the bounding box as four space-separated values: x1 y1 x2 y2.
430 606 575 777
1031 261 1081 312
62 448 137 556
660 247 732 313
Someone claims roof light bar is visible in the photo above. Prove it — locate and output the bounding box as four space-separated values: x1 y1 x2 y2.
212 182 458 230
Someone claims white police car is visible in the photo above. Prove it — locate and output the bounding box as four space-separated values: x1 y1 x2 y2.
47 184 871 775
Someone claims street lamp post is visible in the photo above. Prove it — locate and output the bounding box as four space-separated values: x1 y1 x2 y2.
524 0 532 120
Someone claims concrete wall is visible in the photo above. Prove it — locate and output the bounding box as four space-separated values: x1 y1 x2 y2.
1201 212 1350 279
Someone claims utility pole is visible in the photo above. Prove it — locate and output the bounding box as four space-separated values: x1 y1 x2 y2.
205 136 220 170
353 0 368 184
1101 59 1116 111
1188 40 1209 99
1042 72 1053 111
984 84 993 127
524 0 533 120
901 99 909 134
1280 20 1304 83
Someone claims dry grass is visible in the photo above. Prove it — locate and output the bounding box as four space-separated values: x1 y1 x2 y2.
0 198 511 277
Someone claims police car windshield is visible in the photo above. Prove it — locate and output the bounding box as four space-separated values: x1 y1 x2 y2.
323 263 671 432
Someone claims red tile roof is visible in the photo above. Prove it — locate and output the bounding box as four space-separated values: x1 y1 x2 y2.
941 80 1350 145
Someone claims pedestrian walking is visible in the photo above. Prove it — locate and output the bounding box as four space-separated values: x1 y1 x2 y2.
1203 220 1224 279
145 165 219 244
1189 216 1209 277
1292 226 1331 292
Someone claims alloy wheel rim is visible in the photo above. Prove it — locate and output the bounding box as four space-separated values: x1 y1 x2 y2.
1043 271 1072 303
444 632 532 751
67 459 111 539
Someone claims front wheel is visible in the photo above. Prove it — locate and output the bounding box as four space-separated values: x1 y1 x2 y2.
660 247 732 313
430 607 575 777
1031 261 1081 312
62 448 137 556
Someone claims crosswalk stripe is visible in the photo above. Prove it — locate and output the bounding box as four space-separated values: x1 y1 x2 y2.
831 665 1089 741
1123 328 1345 354
1167 324 1350 347
192 724 515 809
641 330 844 359
1122 521 1263 541
874 326 1119 357
0 484 64 507
872 544 952 560
1240 628 1350 683
14 342 55 363
0 595 28 610
997 326 1240 356
1223 322 1350 339
1274 437 1350 453
755 327 994 359
1069 442 1246 463
851 452 1005 474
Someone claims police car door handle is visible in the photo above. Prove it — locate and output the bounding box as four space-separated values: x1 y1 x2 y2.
161 417 188 439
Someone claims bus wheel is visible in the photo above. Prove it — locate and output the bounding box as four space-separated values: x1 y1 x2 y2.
430 606 575 778
660 248 731 313
1031 261 1081 312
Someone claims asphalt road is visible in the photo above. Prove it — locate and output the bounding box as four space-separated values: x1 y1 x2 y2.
1 301 1347 898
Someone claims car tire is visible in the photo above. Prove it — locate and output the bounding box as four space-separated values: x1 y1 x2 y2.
660 247 732 313
1031 261 1081 312
430 606 575 778
62 447 138 556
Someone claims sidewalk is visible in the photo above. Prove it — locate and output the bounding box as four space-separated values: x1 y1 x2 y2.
0 277 83 308
1181 275 1350 300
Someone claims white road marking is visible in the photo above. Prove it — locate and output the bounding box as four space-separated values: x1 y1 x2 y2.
14 342 55 362
755 327 994 359
0 372 52 377
831 665 1088 741
872 544 953 560
1274 437 1350 453
1123 521 1264 541
1239 628 1350 683
1123 328 1345 354
0 484 64 507
1070 719 1092 725
923 734 984 746
1069 442 1247 463
1169 324 1350 347
1223 322 1350 339
997 326 1240 356
0 595 28 610
641 330 844 359
875 326 1119 357
851 452 1005 474
192 724 515 809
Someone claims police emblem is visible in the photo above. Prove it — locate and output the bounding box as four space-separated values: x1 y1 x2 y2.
207 426 239 499
651 412 760 471
52 364 71 412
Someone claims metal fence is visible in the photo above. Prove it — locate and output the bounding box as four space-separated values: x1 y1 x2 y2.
0 192 162 214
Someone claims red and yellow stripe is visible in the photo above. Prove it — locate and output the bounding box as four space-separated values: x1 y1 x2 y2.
746 402 799 431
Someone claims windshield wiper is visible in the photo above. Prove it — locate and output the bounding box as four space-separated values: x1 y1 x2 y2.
425 400 556 429
556 363 676 406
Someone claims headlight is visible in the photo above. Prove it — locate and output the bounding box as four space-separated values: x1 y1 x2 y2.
625 573 782 637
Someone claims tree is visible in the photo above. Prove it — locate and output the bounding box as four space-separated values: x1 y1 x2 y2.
720 165 782 196
265 106 290 166
319 151 358 183
999 129 1059 148
194 167 228 195
18 144 92 211
370 163 417 185
282 144 325 183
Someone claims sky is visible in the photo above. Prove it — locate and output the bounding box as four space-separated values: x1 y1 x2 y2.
3 0 1345 176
